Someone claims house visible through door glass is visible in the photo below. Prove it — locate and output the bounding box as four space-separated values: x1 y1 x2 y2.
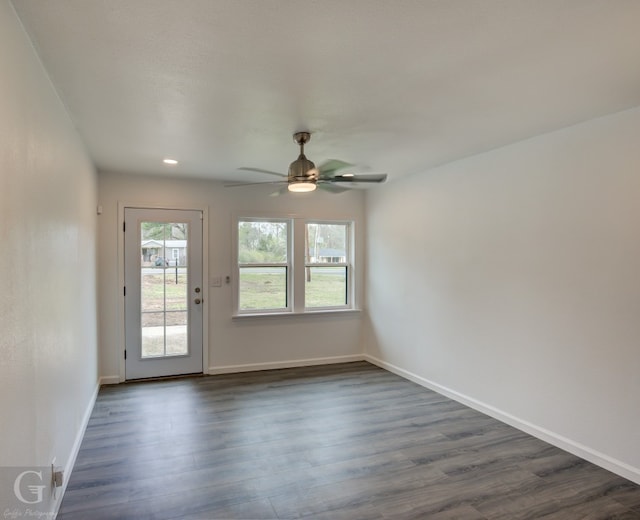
140 221 189 357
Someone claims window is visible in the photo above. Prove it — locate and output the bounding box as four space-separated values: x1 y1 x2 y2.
305 222 349 309
235 217 353 315
237 219 290 312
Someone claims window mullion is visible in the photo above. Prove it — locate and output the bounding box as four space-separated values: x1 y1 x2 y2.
292 219 306 312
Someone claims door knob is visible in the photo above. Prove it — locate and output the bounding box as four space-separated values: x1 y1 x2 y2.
194 298 201 305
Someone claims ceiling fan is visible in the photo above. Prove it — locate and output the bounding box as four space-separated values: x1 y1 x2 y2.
225 132 387 195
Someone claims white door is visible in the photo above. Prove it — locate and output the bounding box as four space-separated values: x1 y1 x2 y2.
124 208 203 379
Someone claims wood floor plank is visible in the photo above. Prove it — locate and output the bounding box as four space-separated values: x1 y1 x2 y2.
58 362 640 519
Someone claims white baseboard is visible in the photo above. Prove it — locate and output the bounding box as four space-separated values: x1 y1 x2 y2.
208 354 365 375
99 375 120 385
364 354 640 485
53 378 100 518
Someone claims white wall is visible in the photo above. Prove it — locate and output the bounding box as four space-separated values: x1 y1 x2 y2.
97 172 365 379
365 107 640 483
0 1 98 513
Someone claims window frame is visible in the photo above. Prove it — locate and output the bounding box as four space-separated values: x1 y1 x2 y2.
235 218 292 315
233 215 355 316
304 220 351 311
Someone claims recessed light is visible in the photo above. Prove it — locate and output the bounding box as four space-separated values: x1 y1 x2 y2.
163 158 178 165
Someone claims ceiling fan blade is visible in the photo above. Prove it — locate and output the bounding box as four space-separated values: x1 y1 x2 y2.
317 159 354 178
238 167 287 178
224 181 287 188
328 173 388 183
317 182 351 194
270 185 290 197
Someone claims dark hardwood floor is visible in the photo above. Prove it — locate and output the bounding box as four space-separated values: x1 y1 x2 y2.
58 362 640 519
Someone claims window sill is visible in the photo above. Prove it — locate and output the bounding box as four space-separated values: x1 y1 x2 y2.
232 308 361 319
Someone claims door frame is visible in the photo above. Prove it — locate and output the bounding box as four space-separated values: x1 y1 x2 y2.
117 202 209 382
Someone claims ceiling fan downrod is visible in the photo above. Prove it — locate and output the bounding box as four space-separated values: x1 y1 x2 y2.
293 131 311 153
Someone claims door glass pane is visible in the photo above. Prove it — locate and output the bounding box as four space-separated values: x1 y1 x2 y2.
141 272 163 312
166 311 188 356
140 221 189 358
305 266 347 308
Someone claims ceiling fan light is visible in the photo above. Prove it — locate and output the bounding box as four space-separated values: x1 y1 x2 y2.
288 182 317 193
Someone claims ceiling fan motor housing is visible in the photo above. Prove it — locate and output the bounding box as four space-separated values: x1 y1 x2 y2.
288 156 317 180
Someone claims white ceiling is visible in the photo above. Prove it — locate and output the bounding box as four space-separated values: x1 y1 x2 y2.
11 0 640 184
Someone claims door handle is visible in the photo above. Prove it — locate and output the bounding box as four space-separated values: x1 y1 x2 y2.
194 298 201 305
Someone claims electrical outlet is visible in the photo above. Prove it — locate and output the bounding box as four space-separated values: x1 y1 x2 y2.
50 457 63 499
51 457 57 499
53 468 64 488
